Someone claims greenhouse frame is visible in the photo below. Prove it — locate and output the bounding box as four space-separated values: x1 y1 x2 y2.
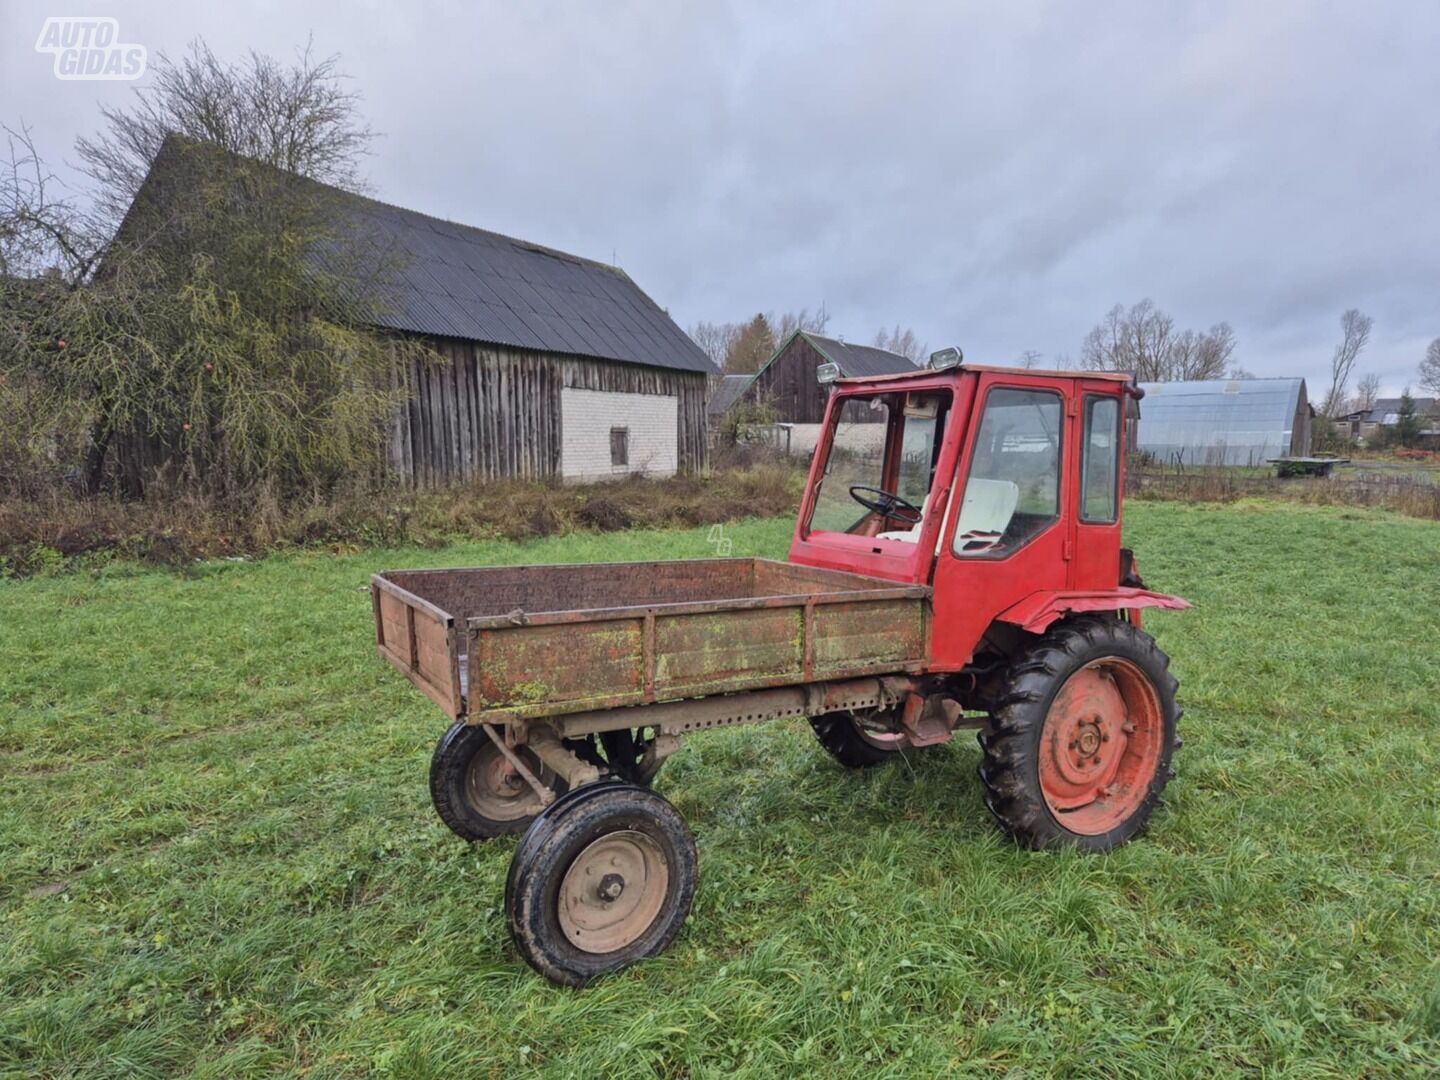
1132 378 1312 467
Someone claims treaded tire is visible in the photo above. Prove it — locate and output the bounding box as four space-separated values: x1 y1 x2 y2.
506 782 697 987
810 711 900 768
429 722 566 841
978 616 1181 852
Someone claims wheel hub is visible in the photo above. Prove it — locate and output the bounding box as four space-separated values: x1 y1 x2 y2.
465 742 552 821
558 830 669 954
1038 658 1163 835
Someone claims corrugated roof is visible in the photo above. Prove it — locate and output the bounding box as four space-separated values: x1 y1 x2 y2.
136 135 716 376
706 374 754 418
1345 396 1440 423
803 332 918 377
1136 378 1308 466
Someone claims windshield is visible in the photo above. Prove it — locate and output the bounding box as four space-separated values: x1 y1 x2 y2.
807 390 950 541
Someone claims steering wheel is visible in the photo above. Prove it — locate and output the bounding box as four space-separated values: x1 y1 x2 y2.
849 485 922 525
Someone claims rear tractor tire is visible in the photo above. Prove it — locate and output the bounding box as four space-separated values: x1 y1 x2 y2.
978 617 1180 852
506 782 697 986
810 709 907 768
429 722 566 841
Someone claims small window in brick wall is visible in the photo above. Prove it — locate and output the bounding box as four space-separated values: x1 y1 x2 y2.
610 426 629 467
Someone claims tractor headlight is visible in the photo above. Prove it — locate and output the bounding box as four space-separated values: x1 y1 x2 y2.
928 346 963 371
816 361 841 384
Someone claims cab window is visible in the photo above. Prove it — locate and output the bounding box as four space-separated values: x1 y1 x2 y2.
952 387 1062 557
808 390 950 542
1081 395 1120 523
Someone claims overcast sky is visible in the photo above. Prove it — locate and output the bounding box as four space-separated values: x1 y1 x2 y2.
5 1 1438 395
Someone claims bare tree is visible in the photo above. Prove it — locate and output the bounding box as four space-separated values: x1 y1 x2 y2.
688 320 739 370
872 324 928 365
774 305 829 341
76 37 373 227
1081 299 1232 382
1420 337 1440 398
1017 349 1044 369
1320 308 1373 417
1352 373 1382 414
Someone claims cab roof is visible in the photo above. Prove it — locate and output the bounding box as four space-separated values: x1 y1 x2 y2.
834 363 1134 387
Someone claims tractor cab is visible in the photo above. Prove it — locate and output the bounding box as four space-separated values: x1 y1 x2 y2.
790 353 1182 669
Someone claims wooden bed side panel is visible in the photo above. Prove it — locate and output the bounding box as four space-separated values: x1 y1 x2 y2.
811 599 929 674
471 618 644 710
653 606 804 693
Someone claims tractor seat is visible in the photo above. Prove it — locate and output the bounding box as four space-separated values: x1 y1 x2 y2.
952 478 1020 553
875 478 1020 549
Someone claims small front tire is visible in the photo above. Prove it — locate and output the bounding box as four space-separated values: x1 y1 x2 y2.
505 782 697 986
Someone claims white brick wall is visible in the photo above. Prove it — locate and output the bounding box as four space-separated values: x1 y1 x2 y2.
561 389 678 481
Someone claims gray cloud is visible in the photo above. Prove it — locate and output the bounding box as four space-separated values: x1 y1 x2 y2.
3 0 1437 393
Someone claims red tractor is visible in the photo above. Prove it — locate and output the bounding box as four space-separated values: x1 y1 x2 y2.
372 353 1188 985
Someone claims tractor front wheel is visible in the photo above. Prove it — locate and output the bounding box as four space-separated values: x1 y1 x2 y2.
978 617 1180 852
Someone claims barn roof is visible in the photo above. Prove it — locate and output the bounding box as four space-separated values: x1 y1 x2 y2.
1135 377 1308 466
130 135 716 376
799 332 918 377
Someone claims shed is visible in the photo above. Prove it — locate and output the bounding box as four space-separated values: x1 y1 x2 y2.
118 135 716 488
1133 378 1312 466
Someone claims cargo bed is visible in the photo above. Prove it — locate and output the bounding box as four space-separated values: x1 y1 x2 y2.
372 558 931 722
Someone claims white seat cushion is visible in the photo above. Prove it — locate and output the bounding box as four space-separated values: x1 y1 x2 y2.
952 478 1020 552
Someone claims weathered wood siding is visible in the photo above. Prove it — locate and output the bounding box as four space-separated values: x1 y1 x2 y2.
391 338 707 486
747 335 834 424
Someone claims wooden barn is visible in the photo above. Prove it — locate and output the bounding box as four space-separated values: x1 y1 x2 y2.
356 196 715 485
116 136 716 488
742 330 918 424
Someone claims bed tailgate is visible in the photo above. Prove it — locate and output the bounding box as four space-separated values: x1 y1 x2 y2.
372 575 464 719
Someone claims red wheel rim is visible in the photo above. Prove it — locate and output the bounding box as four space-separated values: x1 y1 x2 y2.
1038 657 1163 835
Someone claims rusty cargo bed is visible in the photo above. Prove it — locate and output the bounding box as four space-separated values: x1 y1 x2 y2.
372 558 931 723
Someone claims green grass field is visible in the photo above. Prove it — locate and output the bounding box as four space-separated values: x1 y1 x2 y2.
3 502 1438 1078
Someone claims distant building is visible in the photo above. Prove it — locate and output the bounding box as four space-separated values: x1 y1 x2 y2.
707 330 918 455
1337 397 1440 445
1133 378 1312 466
748 331 918 424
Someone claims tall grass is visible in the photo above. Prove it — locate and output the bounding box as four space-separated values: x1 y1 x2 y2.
0 463 805 577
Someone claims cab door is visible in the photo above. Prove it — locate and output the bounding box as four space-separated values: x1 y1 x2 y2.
929 373 1073 668
1069 389 1125 590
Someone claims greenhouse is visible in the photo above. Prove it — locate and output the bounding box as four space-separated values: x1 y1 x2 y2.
1132 378 1312 466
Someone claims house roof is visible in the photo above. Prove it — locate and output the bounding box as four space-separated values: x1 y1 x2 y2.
706 374 753 418
130 135 716 376
1341 397 1440 423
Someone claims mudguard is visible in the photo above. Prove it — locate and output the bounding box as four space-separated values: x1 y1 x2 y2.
997 588 1192 635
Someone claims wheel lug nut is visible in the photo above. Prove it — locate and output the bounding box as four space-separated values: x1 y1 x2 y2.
1122 722 1135 734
